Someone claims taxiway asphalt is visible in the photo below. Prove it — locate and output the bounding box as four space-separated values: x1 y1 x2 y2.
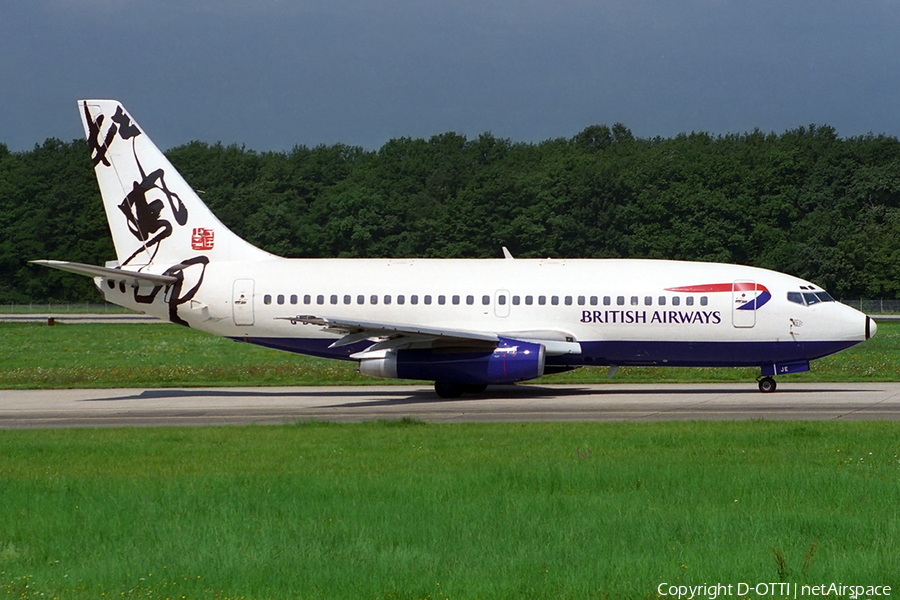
2 382 900 428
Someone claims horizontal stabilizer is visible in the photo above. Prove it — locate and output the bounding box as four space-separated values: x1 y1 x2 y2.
30 260 177 286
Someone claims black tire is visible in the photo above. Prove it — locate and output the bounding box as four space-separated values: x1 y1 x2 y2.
434 381 464 398
758 377 777 393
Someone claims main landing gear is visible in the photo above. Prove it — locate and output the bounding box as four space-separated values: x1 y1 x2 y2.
434 381 488 398
757 376 777 393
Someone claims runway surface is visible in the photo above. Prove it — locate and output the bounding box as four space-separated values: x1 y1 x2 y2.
2 382 900 428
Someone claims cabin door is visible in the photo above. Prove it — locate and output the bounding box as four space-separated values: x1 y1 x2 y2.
233 279 255 326
732 280 757 328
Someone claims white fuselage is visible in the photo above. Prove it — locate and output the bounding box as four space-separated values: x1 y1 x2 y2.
97 256 872 370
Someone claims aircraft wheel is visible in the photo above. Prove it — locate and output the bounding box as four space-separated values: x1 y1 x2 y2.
758 377 777 393
434 381 464 398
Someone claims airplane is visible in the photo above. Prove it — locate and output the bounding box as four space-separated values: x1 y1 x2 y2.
33 100 877 397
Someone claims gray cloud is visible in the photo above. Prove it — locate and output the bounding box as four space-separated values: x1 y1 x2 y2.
2 0 899 151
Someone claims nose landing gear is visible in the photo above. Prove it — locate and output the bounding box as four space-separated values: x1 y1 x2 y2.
757 376 777 393
757 361 808 393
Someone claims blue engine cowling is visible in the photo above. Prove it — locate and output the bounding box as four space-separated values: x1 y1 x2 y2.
358 338 545 385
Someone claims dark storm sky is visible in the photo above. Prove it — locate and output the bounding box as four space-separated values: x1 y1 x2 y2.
2 0 899 151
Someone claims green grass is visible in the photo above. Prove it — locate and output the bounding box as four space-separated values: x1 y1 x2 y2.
1 321 899 388
1 421 898 599
0 322 372 388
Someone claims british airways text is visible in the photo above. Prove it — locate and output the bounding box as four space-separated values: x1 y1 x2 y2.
581 310 722 325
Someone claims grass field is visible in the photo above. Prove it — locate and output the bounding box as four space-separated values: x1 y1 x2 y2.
0 321 898 388
1 421 898 599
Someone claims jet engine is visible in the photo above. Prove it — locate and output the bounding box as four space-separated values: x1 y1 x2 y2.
358 338 545 385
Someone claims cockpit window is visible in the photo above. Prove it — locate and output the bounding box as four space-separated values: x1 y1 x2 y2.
788 290 836 306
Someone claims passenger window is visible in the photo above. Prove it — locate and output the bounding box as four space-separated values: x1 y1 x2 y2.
277 294 284 305
498 295 506 305
384 295 392 305
397 295 405 305
303 294 311 305
512 296 520 305
658 296 666 306
577 296 585 306
700 296 708 306
264 294 272 305
290 294 298 305
343 295 351 305
538 296 547 305
452 295 460 305
438 295 445 305
604 296 611 306
426 295 433 305
525 295 533 305
686 297 694 306
482 295 490 305
411 295 418 305
317 295 325 305
330 295 338 305
466 295 474 305
672 296 680 306
551 296 559 306
565 296 573 306
370 295 378 305
644 296 652 306
787 292 804 305
357 295 365 305
590 296 598 306
630 296 638 306
617 296 625 306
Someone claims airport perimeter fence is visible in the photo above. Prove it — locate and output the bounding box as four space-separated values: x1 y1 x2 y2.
2 300 900 315
0 302 136 315
841 299 900 314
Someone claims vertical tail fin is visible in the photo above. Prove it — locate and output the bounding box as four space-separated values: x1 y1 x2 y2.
79 100 274 268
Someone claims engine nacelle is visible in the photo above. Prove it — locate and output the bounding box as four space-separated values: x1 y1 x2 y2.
358 338 545 385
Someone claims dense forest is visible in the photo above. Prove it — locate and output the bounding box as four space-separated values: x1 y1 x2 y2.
2 123 900 303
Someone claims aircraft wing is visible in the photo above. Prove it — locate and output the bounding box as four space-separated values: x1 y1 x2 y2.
30 260 178 286
275 314 497 352
275 315 581 355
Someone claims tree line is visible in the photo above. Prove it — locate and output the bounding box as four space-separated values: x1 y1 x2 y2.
2 123 900 303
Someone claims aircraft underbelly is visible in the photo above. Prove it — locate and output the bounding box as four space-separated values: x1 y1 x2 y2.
232 334 860 369
570 339 859 367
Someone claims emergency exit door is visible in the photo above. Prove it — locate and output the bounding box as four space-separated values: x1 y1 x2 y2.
233 279 255 326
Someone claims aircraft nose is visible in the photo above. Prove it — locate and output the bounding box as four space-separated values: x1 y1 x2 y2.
866 316 877 340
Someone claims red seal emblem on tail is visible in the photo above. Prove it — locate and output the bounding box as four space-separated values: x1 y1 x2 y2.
191 228 215 251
